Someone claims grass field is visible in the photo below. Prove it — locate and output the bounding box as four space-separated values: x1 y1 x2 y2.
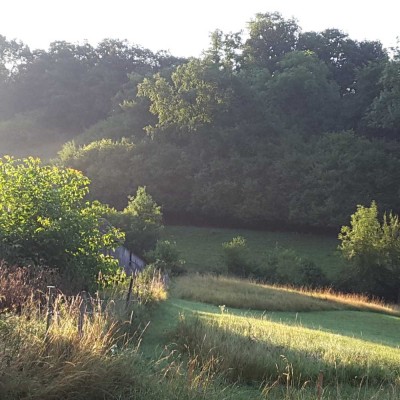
4 224 399 399
142 296 400 399
172 274 400 315
141 227 400 399
163 225 344 278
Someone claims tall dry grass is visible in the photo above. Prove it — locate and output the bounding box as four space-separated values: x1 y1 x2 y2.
0 268 169 400
173 274 400 315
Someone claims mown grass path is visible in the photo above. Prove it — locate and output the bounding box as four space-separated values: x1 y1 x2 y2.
142 297 400 358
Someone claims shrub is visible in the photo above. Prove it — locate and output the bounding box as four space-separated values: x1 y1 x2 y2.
259 247 327 288
339 201 400 300
0 157 123 290
108 186 163 257
145 240 186 275
222 236 255 277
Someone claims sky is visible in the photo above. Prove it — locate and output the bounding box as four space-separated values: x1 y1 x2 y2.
2 0 399 57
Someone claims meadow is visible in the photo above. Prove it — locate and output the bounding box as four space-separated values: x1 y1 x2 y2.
140 274 400 399
163 225 344 279
3 225 400 399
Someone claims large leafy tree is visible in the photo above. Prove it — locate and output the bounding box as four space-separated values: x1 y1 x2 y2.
340 61 387 132
366 53 400 137
298 29 387 96
0 35 32 118
244 12 300 72
0 157 123 287
265 51 340 134
203 29 242 73
339 202 400 300
58 139 136 209
137 58 232 133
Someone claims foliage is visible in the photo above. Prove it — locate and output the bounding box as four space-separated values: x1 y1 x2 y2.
265 51 340 134
138 58 232 133
366 56 400 136
108 186 163 256
0 280 169 400
222 236 255 277
133 266 168 304
145 240 186 275
1 14 398 233
203 29 242 73
244 12 300 72
0 157 123 289
58 138 136 208
0 39 176 134
298 29 387 96
339 201 400 299
286 131 400 228
261 247 327 288
99 265 168 306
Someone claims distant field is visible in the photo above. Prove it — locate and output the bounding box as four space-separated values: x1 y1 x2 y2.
163 225 344 278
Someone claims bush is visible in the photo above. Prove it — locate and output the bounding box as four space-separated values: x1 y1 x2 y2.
0 157 123 290
258 247 327 288
339 201 400 300
108 186 163 257
222 236 255 277
145 240 186 275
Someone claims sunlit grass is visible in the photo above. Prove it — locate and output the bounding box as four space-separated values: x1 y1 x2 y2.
0 269 170 400
173 304 400 387
173 274 400 315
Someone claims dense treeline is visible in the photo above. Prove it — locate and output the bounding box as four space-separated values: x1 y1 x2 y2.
2 12 400 230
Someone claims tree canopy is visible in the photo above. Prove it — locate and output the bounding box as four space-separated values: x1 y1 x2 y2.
1 12 399 232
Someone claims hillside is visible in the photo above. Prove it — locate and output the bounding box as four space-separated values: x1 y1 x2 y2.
2 12 400 233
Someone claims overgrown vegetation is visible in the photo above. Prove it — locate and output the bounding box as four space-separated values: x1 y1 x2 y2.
339 201 400 301
107 186 163 257
145 239 186 275
0 270 215 400
0 157 123 290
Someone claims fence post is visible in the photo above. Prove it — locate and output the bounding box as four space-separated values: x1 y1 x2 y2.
78 291 88 337
45 286 55 334
317 371 324 400
125 274 134 309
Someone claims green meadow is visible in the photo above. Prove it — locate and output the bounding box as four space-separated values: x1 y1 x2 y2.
141 274 400 400
163 225 344 278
